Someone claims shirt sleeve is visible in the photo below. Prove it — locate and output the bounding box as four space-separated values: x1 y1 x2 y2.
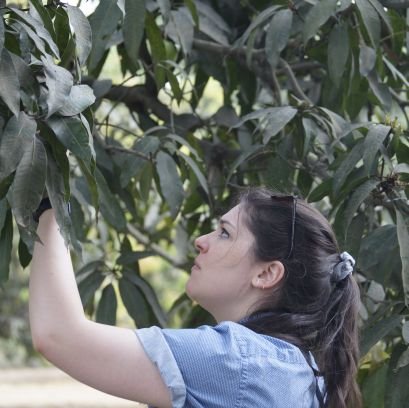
135 322 242 408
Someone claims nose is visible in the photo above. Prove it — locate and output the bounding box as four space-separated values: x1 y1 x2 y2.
194 234 209 253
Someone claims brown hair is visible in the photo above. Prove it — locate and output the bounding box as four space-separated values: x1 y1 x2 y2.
238 188 361 408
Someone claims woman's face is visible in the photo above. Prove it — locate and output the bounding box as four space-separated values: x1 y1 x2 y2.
186 204 262 322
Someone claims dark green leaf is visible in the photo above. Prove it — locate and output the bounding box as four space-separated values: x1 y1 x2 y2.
333 141 364 193
195 2 230 46
96 284 117 325
367 71 392 111
47 116 94 166
0 49 20 117
0 173 14 200
303 0 338 43
41 55 73 118
396 209 409 307
10 136 47 229
356 0 381 47
360 314 401 357
117 250 154 265
66 5 92 67
0 199 7 240
78 269 105 307
308 179 332 202
363 124 391 175
123 0 145 66
0 208 13 282
367 0 393 35
145 12 167 88
226 144 264 183
0 18 4 56
342 178 379 237
265 9 292 69
29 0 56 41
57 85 96 116
88 0 122 72
362 364 388 408
178 152 209 196
119 278 151 328
328 23 349 87
123 271 167 327
18 236 32 268
0 113 37 179
385 344 409 407
95 168 127 232
156 151 184 217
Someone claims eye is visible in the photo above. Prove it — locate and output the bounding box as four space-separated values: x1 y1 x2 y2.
219 227 230 239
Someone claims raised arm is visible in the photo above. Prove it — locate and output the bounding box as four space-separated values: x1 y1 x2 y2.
29 209 172 407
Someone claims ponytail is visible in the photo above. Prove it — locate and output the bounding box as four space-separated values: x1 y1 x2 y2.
317 276 362 408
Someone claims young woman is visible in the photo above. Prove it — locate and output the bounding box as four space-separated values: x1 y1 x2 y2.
30 188 361 408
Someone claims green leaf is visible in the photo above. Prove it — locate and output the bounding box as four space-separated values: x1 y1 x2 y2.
367 0 393 36
308 179 332 202
226 144 264 183
10 5 60 58
0 49 20 117
123 0 145 66
394 163 409 174
96 284 117 325
119 136 159 187
29 0 56 41
265 9 292 69
47 116 94 167
362 364 388 408
328 23 349 87
178 151 209 196
367 71 392 111
237 5 281 45
145 12 167 89
123 271 167 327
95 168 127 232
10 136 47 228
333 141 364 193
156 151 184 218
303 0 338 43
395 346 409 371
78 269 105 307
165 8 194 56
66 5 92 67
184 0 199 27
119 277 151 328
18 236 32 268
396 209 409 307
0 17 4 56
403 321 409 343
88 0 122 72
0 208 13 282
0 113 37 179
117 250 154 265
355 0 381 47
342 178 379 237
57 85 96 116
363 124 391 175
359 45 376 77
0 173 14 200
385 345 409 407
41 55 73 118
360 314 401 357
195 2 230 46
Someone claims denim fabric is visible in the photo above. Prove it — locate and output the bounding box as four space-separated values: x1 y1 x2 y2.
136 321 324 408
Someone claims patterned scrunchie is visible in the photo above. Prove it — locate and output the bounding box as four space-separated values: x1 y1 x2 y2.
331 251 355 283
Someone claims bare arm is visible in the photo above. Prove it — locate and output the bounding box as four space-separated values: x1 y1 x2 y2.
29 209 172 407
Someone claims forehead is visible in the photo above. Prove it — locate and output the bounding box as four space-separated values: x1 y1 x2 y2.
221 205 241 223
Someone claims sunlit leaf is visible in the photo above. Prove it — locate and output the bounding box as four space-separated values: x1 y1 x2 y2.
265 9 292 69
66 4 92 66
123 0 145 66
303 0 338 43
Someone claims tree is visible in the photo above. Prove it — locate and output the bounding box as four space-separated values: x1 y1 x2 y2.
0 0 409 404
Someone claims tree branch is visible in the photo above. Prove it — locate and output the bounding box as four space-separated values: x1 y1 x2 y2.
380 0 409 9
126 223 187 269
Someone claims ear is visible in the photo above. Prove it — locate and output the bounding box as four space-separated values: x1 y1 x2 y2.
252 261 285 290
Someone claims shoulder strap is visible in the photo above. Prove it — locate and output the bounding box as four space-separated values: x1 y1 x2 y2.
301 350 326 408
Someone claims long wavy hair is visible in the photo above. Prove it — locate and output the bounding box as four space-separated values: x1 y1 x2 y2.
238 188 361 408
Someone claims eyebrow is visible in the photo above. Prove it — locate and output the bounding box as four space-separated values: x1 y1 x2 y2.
219 218 236 229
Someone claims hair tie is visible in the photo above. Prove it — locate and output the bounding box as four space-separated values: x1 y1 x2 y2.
331 251 355 283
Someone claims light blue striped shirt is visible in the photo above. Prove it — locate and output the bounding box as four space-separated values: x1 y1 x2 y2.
136 321 324 408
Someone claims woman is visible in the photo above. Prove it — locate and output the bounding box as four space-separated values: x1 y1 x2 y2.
30 188 361 408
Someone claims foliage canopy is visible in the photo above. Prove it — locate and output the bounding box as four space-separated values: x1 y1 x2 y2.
1 0 409 404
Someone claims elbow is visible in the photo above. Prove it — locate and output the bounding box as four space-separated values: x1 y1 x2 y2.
31 328 58 358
